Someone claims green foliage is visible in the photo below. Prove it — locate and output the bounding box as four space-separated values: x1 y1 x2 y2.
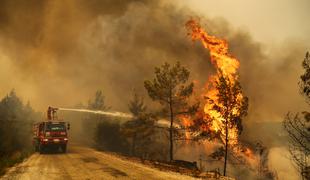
0 151 30 175
0 90 39 174
144 62 195 113
128 91 147 117
94 120 129 154
121 113 156 157
122 113 155 138
144 61 198 161
0 90 39 157
83 90 111 146
88 90 110 110
144 61 198 119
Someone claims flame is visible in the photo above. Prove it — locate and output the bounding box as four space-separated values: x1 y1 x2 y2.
185 19 243 146
186 20 239 81
181 115 192 141
243 147 254 158
184 19 260 171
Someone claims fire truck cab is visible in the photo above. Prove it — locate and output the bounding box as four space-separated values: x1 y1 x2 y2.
33 121 69 153
32 107 70 153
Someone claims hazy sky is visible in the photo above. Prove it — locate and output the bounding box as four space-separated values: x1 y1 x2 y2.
180 0 310 44
0 0 308 115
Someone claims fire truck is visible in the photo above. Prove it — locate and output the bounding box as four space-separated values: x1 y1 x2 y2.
33 107 70 153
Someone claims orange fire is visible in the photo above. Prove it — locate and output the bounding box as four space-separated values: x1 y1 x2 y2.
185 19 244 146
184 19 259 170
181 116 192 141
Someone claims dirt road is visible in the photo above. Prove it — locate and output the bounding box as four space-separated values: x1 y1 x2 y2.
1 145 197 180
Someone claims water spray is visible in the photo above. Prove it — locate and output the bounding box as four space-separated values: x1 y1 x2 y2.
57 107 133 118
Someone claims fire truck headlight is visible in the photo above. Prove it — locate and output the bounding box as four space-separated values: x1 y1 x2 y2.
43 138 48 142
64 138 68 141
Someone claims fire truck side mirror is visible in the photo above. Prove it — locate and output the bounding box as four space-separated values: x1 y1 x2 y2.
67 123 70 130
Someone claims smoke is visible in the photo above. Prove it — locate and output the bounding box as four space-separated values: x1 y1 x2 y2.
0 0 306 178
0 0 213 111
0 0 306 116
268 147 299 179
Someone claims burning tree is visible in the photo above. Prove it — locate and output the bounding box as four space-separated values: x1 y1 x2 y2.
283 52 310 180
207 72 248 175
186 19 248 176
144 62 198 161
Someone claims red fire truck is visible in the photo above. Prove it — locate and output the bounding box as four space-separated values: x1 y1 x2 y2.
33 107 70 153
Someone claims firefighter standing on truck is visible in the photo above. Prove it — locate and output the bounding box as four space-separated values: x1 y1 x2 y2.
32 107 70 153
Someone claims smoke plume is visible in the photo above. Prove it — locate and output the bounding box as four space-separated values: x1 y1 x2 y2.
0 1 307 178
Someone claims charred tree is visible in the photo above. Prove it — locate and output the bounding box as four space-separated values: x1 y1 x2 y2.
283 113 310 180
300 52 310 104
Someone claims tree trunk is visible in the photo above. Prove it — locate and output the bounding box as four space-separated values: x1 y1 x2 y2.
223 118 228 176
169 98 174 162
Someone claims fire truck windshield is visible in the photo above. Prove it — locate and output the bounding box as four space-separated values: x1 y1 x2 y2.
45 123 66 132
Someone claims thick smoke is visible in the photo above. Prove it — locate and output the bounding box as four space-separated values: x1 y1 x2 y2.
0 0 307 178
0 0 306 113
0 0 212 111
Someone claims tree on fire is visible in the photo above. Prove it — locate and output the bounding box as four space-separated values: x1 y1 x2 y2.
283 52 310 180
185 19 249 176
144 62 198 161
206 72 248 176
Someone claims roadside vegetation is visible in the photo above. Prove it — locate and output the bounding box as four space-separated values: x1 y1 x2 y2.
0 90 40 175
90 62 198 161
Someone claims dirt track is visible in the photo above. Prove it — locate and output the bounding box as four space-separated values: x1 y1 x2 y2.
1 145 197 180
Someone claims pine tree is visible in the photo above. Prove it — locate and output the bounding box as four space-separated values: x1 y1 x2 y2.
204 72 248 175
144 62 198 161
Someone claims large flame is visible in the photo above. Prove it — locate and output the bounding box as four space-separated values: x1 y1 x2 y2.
183 19 263 173
185 19 243 146
180 115 193 141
